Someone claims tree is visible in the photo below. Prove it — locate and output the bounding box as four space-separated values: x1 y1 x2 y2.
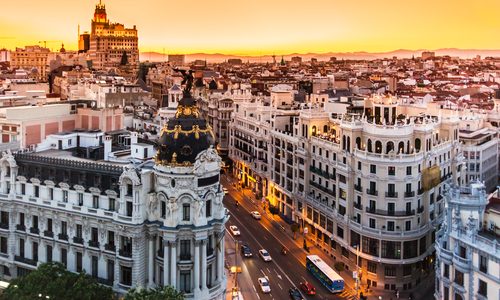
1 262 113 300
120 51 129 66
290 223 299 240
125 286 184 300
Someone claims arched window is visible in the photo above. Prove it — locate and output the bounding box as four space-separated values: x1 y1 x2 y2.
375 141 382 154
415 138 421 152
367 139 373 152
346 136 351 152
407 141 410 154
386 141 394 154
398 141 405 154
342 135 346 150
312 126 317 136
356 137 361 150
323 125 328 133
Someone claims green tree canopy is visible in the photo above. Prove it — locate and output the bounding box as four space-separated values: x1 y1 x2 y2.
125 286 184 300
1 262 114 300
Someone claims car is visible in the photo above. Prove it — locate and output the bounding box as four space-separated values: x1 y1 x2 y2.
258 277 271 293
223 187 229 195
299 281 316 295
250 211 262 220
258 249 272 262
240 244 253 257
229 225 240 236
288 287 304 300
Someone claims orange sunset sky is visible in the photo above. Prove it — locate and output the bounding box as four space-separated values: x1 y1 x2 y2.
1 0 499 55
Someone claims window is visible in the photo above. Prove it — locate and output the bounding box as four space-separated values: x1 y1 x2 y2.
107 260 114 282
406 166 412 175
108 231 115 246
180 240 191 259
405 220 411 231
454 270 464 286
46 245 52 263
49 188 53 200
358 161 361 170
479 255 487 273
91 227 99 243
21 183 25 195
61 248 67 267
76 252 83 272
478 279 487 297
19 238 24 257
19 213 25 227
78 193 83 206
93 196 99 209
403 265 412 276
61 221 67 235
91 256 98 278
109 198 116 211
183 204 190 221
32 216 38 229
47 219 53 232
370 164 376 174
206 200 211 217
180 271 191 293
34 186 39 197
63 190 68 203
0 211 8 227
120 265 132 286
443 287 449 300
76 224 82 238
443 264 449 278
337 226 344 239
369 218 376 229
384 266 396 277
388 166 395 176
0 237 7 253
367 261 377 274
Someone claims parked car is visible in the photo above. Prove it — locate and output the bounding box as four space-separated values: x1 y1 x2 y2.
258 277 271 293
299 281 316 295
240 244 253 257
258 249 272 262
229 225 240 236
288 287 304 300
250 211 262 220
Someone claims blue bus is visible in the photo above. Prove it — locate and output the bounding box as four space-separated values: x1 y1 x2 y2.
306 255 344 293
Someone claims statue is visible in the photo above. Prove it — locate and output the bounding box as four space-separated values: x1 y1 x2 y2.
148 193 160 219
194 199 205 222
173 68 194 98
166 198 178 225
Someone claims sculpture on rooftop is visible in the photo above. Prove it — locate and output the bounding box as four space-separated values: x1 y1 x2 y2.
173 68 194 98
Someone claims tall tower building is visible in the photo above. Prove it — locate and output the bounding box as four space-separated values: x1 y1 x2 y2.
86 1 139 70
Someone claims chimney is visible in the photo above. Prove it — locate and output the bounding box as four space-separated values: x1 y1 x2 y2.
104 135 112 161
131 131 138 145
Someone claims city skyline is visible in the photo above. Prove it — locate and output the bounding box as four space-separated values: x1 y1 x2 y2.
1 0 499 55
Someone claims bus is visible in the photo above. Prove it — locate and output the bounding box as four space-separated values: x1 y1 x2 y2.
306 255 344 293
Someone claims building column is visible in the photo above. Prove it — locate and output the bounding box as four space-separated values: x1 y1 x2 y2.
148 237 154 287
170 241 177 288
194 240 201 291
216 233 224 282
163 241 168 286
201 240 207 290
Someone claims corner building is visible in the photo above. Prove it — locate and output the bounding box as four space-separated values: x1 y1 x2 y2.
0 95 227 299
230 93 463 292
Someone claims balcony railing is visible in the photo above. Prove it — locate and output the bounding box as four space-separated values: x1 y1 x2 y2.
354 202 362 210
0 223 9 230
89 241 100 248
104 243 116 252
119 249 132 258
58 233 68 241
385 192 398 198
309 181 336 197
417 206 424 213
180 254 191 261
15 255 37 266
29 227 40 234
404 191 415 198
73 237 84 244
16 224 26 231
366 207 415 216
366 189 378 196
354 184 362 192
44 230 54 238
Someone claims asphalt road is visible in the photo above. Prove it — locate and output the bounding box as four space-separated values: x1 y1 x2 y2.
222 175 353 300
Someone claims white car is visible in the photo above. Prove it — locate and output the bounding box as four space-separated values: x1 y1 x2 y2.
250 211 262 220
258 276 271 293
229 225 240 236
259 249 272 262
223 188 229 195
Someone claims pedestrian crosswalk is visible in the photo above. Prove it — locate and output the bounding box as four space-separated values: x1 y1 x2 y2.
338 290 356 299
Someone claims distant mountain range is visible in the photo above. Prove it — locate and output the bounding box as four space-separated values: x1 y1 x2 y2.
139 48 500 63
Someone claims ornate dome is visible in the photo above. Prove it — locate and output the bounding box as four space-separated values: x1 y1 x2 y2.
155 96 214 165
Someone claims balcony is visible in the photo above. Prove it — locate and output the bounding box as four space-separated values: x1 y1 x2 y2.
385 192 398 198
16 224 26 231
354 185 362 192
73 237 84 244
89 241 100 248
58 233 68 241
96 277 114 286
44 231 54 238
365 207 415 216
29 227 40 234
0 223 9 230
404 191 415 198
119 249 132 258
157 249 164 258
366 189 378 196
14 255 37 266
104 243 116 252
417 206 424 213
354 202 362 210
453 254 471 271
180 254 191 261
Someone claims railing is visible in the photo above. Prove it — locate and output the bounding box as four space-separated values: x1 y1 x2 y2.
119 249 132 258
366 189 378 196
0 223 9 230
89 241 100 248
385 192 398 198
73 237 84 244
354 202 362 210
309 181 336 197
404 191 415 198
354 185 362 192
180 254 191 261
417 206 424 213
44 230 54 238
104 243 116 252
58 233 68 241
96 277 114 286
366 207 415 216
29 227 40 234
14 255 37 266
16 224 26 231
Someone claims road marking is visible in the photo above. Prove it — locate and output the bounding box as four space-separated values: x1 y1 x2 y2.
277 274 282 280
260 269 266 276
301 276 307 282
277 283 283 290
263 235 269 240
266 267 271 273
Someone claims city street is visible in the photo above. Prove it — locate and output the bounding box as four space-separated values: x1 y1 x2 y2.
222 175 358 300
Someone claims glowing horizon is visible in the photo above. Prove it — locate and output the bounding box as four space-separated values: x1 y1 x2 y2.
0 0 499 55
